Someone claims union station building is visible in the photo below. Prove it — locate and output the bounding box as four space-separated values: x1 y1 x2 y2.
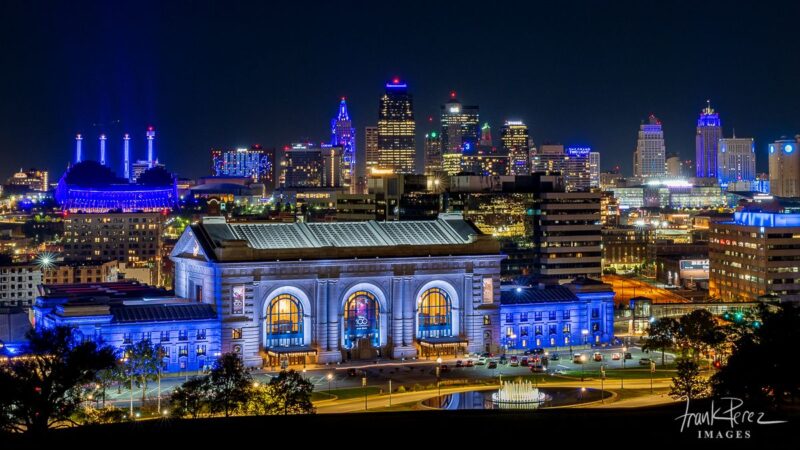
170 214 504 366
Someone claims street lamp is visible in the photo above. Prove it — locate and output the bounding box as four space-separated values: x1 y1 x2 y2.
326 372 333 394
436 357 443 398
579 354 587 381
621 346 627 389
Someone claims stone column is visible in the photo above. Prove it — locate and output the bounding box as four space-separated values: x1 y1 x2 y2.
391 276 415 359
316 279 327 350
317 279 342 364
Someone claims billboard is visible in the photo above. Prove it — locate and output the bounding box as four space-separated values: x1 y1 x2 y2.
679 259 709 280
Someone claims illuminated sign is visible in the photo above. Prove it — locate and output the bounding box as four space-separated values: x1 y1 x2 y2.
566 147 591 157
232 285 245 315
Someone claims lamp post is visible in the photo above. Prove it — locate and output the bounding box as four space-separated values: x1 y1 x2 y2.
436 357 442 399
326 372 333 394
157 367 161 415
621 346 627 390
580 354 587 381
581 329 589 347
600 364 606 404
362 370 368 411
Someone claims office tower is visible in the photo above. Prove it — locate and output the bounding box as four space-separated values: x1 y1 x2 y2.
710 208 800 302
717 137 756 186
589 151 600 188
501 121 530 175
665 153 682 178
479 123 492 147
365 126 379 174
440 92 480 156
377 78 416 174
283 142 323 188
563 147 592 192
321 145 343 187
211 145 276 185
533 144 566 174
695 101 722 179
331 98 356 189
633 115 666 179
769 137 800 198
424 131 443 175
0 260 42 307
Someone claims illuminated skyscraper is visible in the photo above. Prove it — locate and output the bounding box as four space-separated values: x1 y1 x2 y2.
479 123 492 147
695 101 722 179
633 115 666 179
666 153 682 178
211 145 276 185
589 151 600 188
331 98 356 189
717 137 755 186
365 126 379 173
769 137 800 198
564 147 592 192
440 92 479 156
533 144 566 174
377 78 416 174
501 120 530 175
424 131 443 175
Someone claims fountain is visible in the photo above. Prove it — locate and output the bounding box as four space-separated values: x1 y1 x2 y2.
491 380 549 409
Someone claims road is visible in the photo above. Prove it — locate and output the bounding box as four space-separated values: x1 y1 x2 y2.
603 274 690 305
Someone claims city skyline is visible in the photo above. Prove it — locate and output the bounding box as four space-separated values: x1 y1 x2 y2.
2 1 800 180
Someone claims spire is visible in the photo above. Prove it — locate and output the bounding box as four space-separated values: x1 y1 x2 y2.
337 97 350 121
703 99 714 115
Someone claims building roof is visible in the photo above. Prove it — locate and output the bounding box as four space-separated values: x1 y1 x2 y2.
111 303 216 323
38 281 172 301
500 285 579 305
178 213 501 262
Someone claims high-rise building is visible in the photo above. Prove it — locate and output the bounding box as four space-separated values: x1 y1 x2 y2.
211 145 276 186
331 98 356 189
665 153 682 178
377 78 416 174
321 145 343 188
769 137 800 198
695 101 722 179
633 115 666 179
424 131 443 175
0 260 42 307
283 143 323 188
440 92 479 156
501 121 530 175
717 137 756 186
533 144 566 175
564 147 592 192
589 152 600 188
479 123 492 147
365 126 379 173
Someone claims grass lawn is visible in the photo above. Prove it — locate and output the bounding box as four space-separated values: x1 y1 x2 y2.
311 386 382 401
610 388 670 402
558 368 677 380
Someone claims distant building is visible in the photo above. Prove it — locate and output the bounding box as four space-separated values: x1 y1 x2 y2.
589 152 600 188
564 147 592 192
499 278 615 350
377 79 416 174
42 260 119 285
696 101 722 179
365 126 379 174
424 131 443 175
533 144 566 175
440 93 479 164
211 145 276 187
331 98 356 190
717 137 756 186
0 261 41 308
501 121 530 175
666 154 682 178
769 137 800 198
633 115 666 179
5 168 48 192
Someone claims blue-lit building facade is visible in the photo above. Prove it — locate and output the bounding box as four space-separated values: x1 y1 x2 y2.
33 281 221 372
170 214 504 366
499 278 615 351
696 102 722 179
331 98 356 190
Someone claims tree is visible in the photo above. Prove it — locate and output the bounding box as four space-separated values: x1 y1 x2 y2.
244 383 272 416
675 309 725 360
670 358 710 401
123 340 163 406
170 376 212 419
266 370 315 415
0 326 116 434
712 304 800 407
642 317 678 367
207 353 252 417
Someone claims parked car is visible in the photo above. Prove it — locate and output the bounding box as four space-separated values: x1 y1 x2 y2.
530 365 545 373
520 357 529 366
573 353 585 364
476 357 487 365
487 360 498 369
593 352 603 362
611 353 621 360
455 360 463 368
624 352 633 360
465 359 475 367
509 356 519 367
639 357 652 366
531 348 545 355
550 352 560 361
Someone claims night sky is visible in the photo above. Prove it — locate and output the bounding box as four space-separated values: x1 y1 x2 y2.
2 0 800 181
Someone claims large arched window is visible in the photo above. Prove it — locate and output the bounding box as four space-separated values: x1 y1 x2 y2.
266 294 303 347
343 291 380 349
418 287 452 338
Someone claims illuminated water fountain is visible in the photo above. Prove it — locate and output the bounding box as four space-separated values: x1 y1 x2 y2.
491 380 548 409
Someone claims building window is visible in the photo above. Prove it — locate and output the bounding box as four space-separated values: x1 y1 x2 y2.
232 328 243 340
483 315 490 325
563 310 570 320
520 326 529 337
520 312 528 322
534 312 542 321
162 346 170 358
534 325 542 336
141 332 151 342
266 293 304 348
505 313 514 323
548 311 556 321
563 323 571 334
548 324 557 335
160 330 170 342
196 344 206 356
592 322 600 332
123 332 132 344
178 330 188 341
591 308 600 319
417 287 452 339
482 277 493 304
196 329 206 340
232 285 245 315
178 345 188 357
343 290 380 349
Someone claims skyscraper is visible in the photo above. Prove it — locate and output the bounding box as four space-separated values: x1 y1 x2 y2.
589 151 600 188
424 131 442 175
633 115 666 179
331 98 356 189
440 92 479 156
211 145 276 185
769 137 800 198
479 123 492 147
533 144 566 174
377 78 416 174
365 126 379 173
717 137 755 186
563 147 591 192
695 101 722 179
665 153 682 178
501 120 530 175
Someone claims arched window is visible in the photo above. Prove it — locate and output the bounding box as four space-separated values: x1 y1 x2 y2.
266 294 303 347
418 287 452 338
343 291 380 349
